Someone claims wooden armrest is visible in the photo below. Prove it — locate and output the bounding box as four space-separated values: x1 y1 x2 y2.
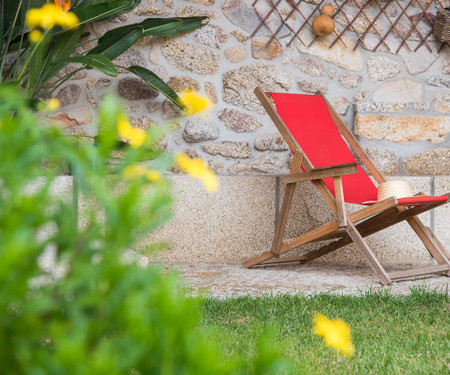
283 162 358 184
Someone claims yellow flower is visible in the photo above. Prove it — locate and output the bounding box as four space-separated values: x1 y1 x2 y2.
146 170 163 183
37 98 61 112
47 98 60 111
175 153 218 192
123 164 146 180
179 91 214 116
313 313 355 356
54 0 71 13
123 165 164 185
28 29 43 43
26 3 78 30
117 115 147 148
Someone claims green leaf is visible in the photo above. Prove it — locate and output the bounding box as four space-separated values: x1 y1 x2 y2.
87 26 143 60
73 0 140 25
28 32 51 88
98 19 181 44
2 0 23 36
47 27 86 63
57 55 117 76
141 17 209 37
98 17 208 44
125 66 183 109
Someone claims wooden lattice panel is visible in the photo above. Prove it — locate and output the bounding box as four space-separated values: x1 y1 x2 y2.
250 0 449 53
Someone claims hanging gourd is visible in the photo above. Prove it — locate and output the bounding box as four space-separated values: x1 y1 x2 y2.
311 4 335 37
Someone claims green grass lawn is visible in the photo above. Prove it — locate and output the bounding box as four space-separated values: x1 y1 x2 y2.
198 286 450 374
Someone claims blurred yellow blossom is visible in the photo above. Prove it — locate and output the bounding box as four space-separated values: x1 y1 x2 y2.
123 165 164 184
47 98 61 111
123 164 146 180
28 29 43 43
117 115 146 148
179 91 213 117
54 0 71 13
313 313 354 356
146 170 163 183
175 153 218 192
37 98 61 112
26 3 78 30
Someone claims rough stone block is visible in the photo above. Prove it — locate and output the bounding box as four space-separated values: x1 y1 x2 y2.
219 108 262 133
296 79 328 94
194 25 227 49
296 30 363 72
432 90 450 113
367 56 401 82
229 154 289 174
49 107 92 128
404 149 450 175
167 76 200 92
161 39 219 74
202 141 250 158
354 115 450 143
291 57 325 77
338 74 362 88
56 84 81 106
175 6 218 18
222 64 290 114
371 79 423 102
224 46 247 63
251 40 284 60
365 148 400 175
354 102 409 113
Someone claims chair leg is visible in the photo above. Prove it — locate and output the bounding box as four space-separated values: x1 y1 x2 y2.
271 181 297 254
241 182 296 268
407 216 450 274
242 154 303 268
420 224 450 277
345 221 392 285
271 153 303 254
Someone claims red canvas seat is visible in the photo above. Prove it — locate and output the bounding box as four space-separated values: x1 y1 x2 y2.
270 92 448 207
243 87 450 285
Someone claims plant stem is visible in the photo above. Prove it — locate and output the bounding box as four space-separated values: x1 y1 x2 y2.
0 0 22 83
41 67 83 99
17 28 51 87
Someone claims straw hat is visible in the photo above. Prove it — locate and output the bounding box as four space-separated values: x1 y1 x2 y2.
377 180 414 201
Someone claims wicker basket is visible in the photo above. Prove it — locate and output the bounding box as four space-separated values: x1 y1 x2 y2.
434 9 450 42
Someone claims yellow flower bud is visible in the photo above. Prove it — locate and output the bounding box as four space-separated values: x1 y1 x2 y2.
28 29 43 43
47 99 61 111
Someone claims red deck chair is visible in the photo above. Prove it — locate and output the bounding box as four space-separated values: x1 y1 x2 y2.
243 87 450 285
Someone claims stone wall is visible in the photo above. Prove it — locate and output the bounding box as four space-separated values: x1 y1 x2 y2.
55 0 449 177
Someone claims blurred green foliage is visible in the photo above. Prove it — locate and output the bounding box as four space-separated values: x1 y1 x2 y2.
0 86 288 374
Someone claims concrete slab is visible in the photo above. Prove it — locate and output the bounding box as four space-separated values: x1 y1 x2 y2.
166 262 450 298
145 175 277 263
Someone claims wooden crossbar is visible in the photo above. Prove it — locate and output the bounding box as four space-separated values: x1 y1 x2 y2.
284 163 357 183
389 265 449 280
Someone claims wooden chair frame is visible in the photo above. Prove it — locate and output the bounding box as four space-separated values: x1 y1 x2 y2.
243 87 450 285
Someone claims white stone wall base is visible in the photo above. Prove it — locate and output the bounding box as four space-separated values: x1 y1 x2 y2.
51 176 450 266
